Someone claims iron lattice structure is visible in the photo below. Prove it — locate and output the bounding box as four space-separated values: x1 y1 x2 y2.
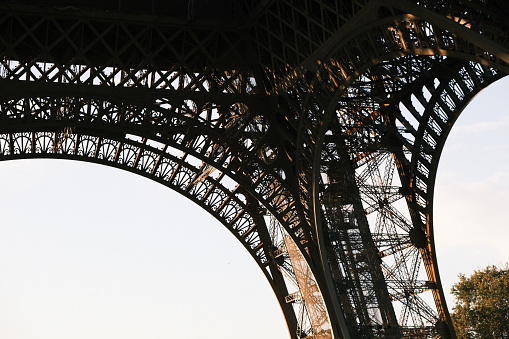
1 0 508 338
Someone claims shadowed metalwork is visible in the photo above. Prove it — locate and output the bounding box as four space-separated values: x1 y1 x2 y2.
1 1 508 338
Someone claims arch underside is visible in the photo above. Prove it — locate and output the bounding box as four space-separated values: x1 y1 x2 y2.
1 0 509 338
0 87 326 337
317 57 503 338
274 1 509 337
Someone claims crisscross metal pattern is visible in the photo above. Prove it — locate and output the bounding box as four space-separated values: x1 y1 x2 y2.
1 1 509 338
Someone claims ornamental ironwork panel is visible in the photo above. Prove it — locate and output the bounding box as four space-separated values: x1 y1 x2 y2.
1 0 508 338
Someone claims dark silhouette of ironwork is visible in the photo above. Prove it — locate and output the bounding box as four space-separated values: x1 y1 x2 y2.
1 1 508 338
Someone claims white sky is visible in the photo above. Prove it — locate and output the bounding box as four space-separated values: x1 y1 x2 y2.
0 76 508 338
434 75 509 308
0 161 289 338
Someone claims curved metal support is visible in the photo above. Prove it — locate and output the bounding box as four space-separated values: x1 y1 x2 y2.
0 87 323 338
276 2 509 337
1 1 509 338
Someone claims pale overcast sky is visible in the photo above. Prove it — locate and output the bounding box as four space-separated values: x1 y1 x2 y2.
434 75 509 308
0 76 508 338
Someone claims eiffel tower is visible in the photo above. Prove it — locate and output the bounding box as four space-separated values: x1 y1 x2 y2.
1 1 508 338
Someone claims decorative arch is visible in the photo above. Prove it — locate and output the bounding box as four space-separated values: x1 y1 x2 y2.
2 1 509 338
0 83 337 337
265 1 509 337
266 3 509 337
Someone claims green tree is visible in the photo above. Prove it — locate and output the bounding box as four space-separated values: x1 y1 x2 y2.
451 264 509 338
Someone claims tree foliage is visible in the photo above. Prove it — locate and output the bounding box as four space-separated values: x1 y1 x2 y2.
451 264 509 338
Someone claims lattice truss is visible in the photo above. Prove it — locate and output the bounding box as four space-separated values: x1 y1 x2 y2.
0 61 325 337
0 3 324 336
294 1 509 338
270 215 332 339
319 58 504 338
1 1 509 339
318 38 505 339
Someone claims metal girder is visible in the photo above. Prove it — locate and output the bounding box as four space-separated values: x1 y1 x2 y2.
0 1 508 338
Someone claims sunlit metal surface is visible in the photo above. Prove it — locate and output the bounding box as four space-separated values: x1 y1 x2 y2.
0 1 508 338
